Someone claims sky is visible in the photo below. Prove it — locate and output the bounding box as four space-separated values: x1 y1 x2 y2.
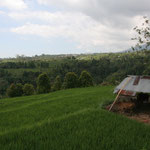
0 0 150 58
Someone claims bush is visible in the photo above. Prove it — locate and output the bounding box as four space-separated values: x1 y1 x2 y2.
7 83 16 97
23 84 35 96
0 78 9 96
15 83 23 96
63 72 78 89
7 83 23 97
105 71 125 85
79 70 93 87
37 73 51 94
52 76 62 91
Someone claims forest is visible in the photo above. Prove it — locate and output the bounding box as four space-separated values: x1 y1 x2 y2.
0 50 150 98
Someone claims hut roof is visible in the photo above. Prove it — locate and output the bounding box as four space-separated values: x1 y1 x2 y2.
114 75 150 96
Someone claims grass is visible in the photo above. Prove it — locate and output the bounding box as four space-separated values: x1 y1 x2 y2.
0 86 150 150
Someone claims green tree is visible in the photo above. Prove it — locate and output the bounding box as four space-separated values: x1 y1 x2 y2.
37 73 51 94
15 83 23 96
105 71 125 85
132 16 150 50
52 76 62 91
63 72 78 89
79 70 93 87
0 78 9 97
7 83 16 97
23 84 35 96
7 83 23 97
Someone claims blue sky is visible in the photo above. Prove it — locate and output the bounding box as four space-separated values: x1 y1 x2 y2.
0 0 150 58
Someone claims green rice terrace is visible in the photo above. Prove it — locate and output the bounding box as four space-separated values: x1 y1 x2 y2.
1 86 150 150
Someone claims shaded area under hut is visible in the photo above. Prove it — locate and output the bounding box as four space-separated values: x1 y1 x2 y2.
107 75 150 124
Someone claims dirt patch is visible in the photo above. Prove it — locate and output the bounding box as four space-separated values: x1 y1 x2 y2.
129 114 150 124
106 101 135 113
106 101 150 125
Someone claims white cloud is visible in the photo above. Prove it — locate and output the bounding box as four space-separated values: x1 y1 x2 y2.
37 0 150 28
0 11 4 14
8 11 78 24
0 10 5 15
7 0 150 52
10 10 136 52
0 0 27 10
37 0 150 15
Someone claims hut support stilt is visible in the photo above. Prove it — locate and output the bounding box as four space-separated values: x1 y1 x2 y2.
109 77 132 111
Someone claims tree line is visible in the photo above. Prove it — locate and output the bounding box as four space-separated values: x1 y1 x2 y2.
6 70 93 98
1 50 150 98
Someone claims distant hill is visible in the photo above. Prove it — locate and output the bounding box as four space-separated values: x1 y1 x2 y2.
122 44 150 53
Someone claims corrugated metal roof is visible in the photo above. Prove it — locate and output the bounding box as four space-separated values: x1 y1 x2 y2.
114 75 150 96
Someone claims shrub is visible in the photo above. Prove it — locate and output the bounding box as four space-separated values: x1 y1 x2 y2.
7 83 16 97
63 72 78 89
7 83 23 97
105 72 125 85
79 70 93 87
52 76 62 91
0 78 9 96
23 84 35 96
37 73 51 94
15 83 23 96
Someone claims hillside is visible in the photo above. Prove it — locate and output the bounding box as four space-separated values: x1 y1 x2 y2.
1 50 150 98
0 86 150 150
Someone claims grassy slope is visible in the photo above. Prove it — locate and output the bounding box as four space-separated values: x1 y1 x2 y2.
0 86 150 150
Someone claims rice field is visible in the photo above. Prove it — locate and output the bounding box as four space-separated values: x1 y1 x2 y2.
0 86 150 150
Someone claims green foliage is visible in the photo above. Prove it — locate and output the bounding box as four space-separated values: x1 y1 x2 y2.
23 84 35 96
7 83 23 97
143 66 150 75
1 86 150 150
51 76 62 91
105 71 126 85
1 50 150 97
79 70 93 87
37 73 51 94
132 16 150 50
16 83 23 96
7 83 16 97
0 78 9 97
63 72 78 89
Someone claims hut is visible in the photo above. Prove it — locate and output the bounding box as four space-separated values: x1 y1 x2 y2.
114 75 150 103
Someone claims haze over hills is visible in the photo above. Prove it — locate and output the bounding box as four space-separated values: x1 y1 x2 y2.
122 44 150 53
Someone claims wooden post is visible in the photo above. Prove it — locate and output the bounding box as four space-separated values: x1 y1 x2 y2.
109 77 132 111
